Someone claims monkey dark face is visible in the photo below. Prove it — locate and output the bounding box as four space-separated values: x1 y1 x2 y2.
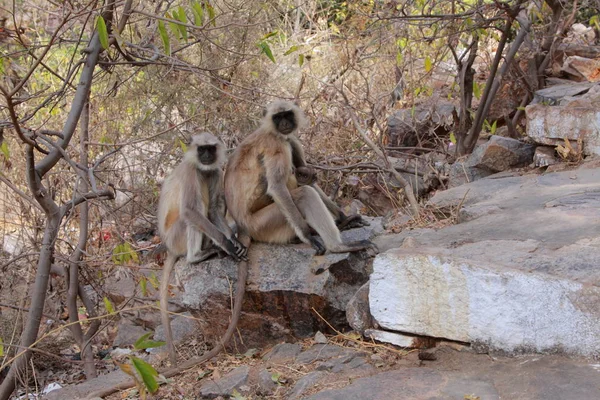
272 110 297 135
197 145 217 165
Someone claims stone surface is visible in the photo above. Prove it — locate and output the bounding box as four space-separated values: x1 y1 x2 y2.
199 365 250 399
386 101 455 147
287 371 326 399
45 370 130 400
263 343 303 363
296 344 362 365
371 251 600 355
468 135 535 172
178 234 372 347
532 82 597 105
152 312 198 354
526 104 600 156
372 166 600 356
365 329 432 348
448 159 493 188
533 146 559 167
562 56 600 82
257 369 278 395
304 353 600 400
345 282 373 334
112 320 150 348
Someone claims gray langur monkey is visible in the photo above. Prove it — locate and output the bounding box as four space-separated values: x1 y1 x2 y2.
157 132 248 364
224 100 375 255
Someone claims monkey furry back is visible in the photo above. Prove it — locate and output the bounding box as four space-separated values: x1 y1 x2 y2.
157 132 226 256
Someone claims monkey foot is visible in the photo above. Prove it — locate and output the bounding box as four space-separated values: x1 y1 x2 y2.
337 214 370 231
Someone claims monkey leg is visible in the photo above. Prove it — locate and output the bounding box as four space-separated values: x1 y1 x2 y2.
185 225 205 264
310 184 370 231
248 186 372 253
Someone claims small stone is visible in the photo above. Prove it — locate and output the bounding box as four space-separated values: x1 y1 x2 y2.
263 343 303 363
112 320 150 348
418 348 438 361
296 344 357 364
533 146 559 167
287 371 326 400
199 365 250 399
314 331 328 344
468 135 535 172
258 369 278 395
153 312 198 344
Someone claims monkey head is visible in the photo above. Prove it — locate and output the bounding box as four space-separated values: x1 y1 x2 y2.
263 100 307 138
185 131 226 171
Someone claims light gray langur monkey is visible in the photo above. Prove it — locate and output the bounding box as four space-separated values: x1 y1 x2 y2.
157 132 248 364
224 100 375 255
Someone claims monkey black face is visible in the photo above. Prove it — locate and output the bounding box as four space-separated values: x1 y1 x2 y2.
196 145 217 165
272 110 297 135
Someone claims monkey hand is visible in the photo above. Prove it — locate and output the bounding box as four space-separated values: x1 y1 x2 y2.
309 236 326 256
226 236 249 261
295 166 317 186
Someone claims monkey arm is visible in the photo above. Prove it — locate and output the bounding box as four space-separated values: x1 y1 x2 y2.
289 136 307 168
182 207 246 261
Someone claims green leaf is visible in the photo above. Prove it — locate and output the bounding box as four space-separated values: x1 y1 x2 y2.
0 57 5 75
206 2 216 26
231 389 246 400
396 38 408 49
130 356 159 393
140 276 148 296
283 45 299 56
396 51 403 66
516 106 526 111
96 16 109 50
0 337 4 357
166 12 181 40
192 1 205 26
491 120 497 135
179 139 188 152
473 81 481 99
298 54 304 67
177 6 188 41
258 41 276 63
112 242 139 265
197 369 213 379
261 30 279 40
103 297 115 314
271 371 281 383
1 142 9 160
134 332 166 350
149 272 159 289
158 21 170 56
449 132 457 144
424 56 432 73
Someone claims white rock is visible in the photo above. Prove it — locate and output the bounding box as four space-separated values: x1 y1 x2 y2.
369 251 600 356
364 329 422 348
526 104 600 156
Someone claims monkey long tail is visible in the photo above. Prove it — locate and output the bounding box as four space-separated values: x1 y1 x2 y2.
87 235 251 399
160 253 179 365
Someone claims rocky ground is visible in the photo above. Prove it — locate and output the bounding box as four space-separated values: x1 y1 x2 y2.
46 337 600 400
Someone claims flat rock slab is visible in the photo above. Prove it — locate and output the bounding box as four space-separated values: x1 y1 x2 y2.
372 166 600 356
304 355 600 400
45 370 131 400
199 365 250 399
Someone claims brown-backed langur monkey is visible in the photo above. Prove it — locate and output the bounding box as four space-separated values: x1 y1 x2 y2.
157 132 248 364
225 100 374 254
